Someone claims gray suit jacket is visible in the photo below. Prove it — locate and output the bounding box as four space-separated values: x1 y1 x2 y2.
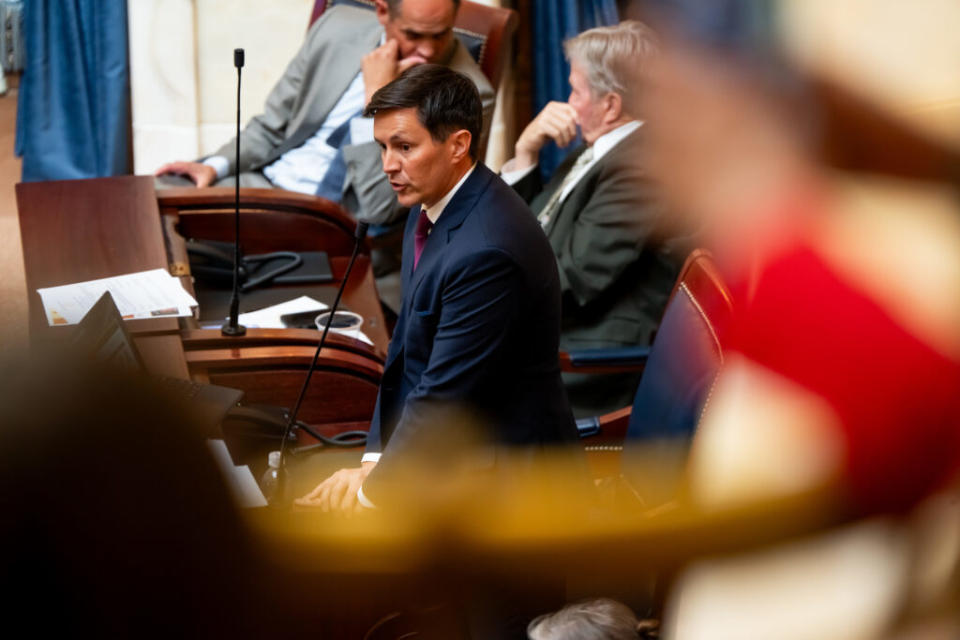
512 127 683 351
211 5 495 225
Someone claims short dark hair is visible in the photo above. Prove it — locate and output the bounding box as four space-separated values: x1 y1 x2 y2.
385 0 461 18
364 64 483 160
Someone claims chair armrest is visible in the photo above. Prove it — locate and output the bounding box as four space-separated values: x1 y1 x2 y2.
559 346 650 374
578 406 632 443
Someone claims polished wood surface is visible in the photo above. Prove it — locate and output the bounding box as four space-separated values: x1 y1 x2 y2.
159 186 361 256
159 187 389 355
16 178 389 430
16 176 189 377
187 343 381 428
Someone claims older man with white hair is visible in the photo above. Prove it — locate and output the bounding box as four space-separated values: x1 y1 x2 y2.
500 20 686 417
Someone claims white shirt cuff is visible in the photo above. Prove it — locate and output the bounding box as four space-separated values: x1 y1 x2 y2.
361 452 382 464
349 116 376 145
203 155 229 180
500 159 537 186
357 484 376 509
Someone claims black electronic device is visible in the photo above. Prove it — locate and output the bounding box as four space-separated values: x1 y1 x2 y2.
73 292 244 433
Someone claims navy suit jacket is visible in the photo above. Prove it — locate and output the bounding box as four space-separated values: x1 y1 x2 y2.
363 163 578 500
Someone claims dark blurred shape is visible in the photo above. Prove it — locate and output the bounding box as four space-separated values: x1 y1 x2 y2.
0 354 273 636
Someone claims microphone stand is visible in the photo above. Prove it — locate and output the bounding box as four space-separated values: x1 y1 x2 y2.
222 48 247 337
275 221 370 505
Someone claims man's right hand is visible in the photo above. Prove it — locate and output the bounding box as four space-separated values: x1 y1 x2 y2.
154 161 218 188
362 39 427 105
294 461 377 514
512 101 580 170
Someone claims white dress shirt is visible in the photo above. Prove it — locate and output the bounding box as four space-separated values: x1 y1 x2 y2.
204 45 381 194
500 120 642 205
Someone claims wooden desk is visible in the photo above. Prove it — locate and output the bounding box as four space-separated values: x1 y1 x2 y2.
16 177 389 405
158 185 389 354
16 176 189 378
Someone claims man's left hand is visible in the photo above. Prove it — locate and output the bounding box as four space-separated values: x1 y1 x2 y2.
294 461 377 513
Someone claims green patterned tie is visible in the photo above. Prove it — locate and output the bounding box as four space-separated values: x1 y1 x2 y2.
536 146 595 229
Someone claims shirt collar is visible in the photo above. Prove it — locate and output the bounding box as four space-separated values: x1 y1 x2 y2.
421 163 477 224
591 120 642 160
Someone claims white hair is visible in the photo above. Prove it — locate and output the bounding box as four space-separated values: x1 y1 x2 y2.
563 20 660 107
527 598 643 640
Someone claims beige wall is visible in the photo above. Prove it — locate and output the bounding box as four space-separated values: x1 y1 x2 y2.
129 0 314 174
128 0 514 174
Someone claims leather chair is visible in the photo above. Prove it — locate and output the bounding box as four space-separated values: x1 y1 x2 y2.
575 249 734 481
309 0 519 96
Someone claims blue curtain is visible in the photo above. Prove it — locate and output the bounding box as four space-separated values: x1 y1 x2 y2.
532 0 618 181
15 0 131 182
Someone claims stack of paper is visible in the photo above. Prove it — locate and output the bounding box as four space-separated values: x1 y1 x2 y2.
237 295 328 328
202 295 375 346
37 268 198 326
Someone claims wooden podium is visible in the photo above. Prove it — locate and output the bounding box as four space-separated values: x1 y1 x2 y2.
16 175 386 429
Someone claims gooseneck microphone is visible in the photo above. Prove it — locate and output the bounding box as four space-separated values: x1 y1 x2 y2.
275 221 370 504
222 48 247 337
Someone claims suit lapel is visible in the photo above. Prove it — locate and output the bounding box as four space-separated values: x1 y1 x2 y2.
405 164 495 307
542 129 643 237
384 206 423 370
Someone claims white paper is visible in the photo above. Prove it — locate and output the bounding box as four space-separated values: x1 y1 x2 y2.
37 268 198 326
219 295 375 346
237 295 328 329
206 439 268 508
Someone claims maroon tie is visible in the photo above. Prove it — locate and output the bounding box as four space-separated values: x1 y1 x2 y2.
413 209 433 271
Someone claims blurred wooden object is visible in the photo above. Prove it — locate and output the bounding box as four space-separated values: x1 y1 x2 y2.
813 78 960 183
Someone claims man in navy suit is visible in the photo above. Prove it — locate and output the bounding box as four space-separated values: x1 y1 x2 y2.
297 65 578 512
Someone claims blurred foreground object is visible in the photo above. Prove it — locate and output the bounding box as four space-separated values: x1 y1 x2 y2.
639 0 960 519
0 356 273 636
632 3 960 639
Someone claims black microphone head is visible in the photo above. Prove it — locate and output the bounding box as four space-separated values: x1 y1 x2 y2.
355 221 370 240
234 48 245 68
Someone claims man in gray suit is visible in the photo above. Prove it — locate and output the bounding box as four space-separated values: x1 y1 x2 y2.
501 21 685 417
155 0 494 226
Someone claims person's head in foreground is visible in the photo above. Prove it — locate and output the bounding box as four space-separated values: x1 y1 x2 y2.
527 598 653 640
365 63 482 209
